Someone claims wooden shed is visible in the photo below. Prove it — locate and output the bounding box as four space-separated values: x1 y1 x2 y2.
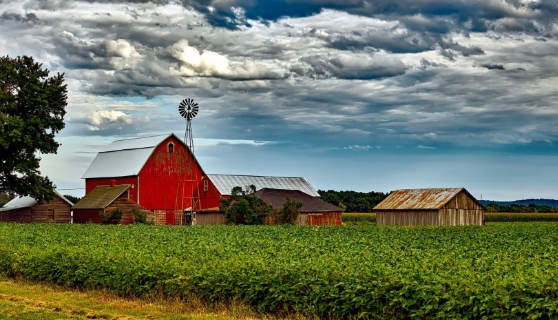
374 188 485 226
192 188 343 226
0 191 73 223
256 188 343 226
72 184 149 224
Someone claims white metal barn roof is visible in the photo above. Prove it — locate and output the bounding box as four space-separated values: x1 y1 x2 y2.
81 133 204 179
207 174 320 197
0 191 74 212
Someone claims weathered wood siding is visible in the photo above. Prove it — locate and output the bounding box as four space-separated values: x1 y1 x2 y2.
376 191 484 226
376 210 439 226
266 212 341 226
439 191 484 226
73 209 102 223
0 195 71 223
105 193 146 225
306 212 341 226
195 213 226 225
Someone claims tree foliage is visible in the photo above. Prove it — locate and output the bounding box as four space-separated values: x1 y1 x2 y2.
0 55 67 203
318 190 388 212
219 185 273 225
63 195 81 205
272 197 302 225
485 203 558 213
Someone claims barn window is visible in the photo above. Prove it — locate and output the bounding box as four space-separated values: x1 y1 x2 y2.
204 180 208 192
167 142 174 153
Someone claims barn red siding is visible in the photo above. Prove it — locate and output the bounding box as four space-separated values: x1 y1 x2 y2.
73 209 103 224
86 176 138 203
200 176 222 209
138 136 206 211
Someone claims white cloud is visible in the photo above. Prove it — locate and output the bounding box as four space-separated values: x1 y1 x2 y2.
104 39 139 58
417 145 436 149
168 39 281 80
76 110 150 131
344 144 372 151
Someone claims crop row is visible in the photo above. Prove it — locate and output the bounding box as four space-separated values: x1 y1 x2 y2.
1 223 558 319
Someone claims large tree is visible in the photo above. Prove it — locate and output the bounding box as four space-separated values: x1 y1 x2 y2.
0 56 67 202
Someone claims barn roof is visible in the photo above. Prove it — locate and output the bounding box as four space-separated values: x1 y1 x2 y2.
255 188 342 212
82 133 205 179
374 188 483 210
0 191 74 212
72 184 130 209
207 174 320 197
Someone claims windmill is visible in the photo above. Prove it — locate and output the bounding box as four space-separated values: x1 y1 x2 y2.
176 98 200 225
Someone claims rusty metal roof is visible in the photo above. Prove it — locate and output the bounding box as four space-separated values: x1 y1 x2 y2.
82 133 206 179
374 188 466 210
207 174 320 197
72 184 130 209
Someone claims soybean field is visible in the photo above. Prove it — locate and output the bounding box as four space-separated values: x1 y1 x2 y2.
1 223 558 319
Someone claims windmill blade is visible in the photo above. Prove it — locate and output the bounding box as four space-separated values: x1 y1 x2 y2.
178 98 200 119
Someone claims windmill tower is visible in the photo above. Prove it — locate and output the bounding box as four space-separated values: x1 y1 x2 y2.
176 98 200 225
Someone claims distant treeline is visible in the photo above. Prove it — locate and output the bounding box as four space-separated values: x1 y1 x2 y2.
481 199 558 208
485 203 558 213
318 190 388 212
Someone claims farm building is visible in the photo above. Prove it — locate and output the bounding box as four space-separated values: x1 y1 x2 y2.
0 191 73 223
256 188 343 226
374 188 485 226
80 133 321 225
72 184 150 224
195 188 342 226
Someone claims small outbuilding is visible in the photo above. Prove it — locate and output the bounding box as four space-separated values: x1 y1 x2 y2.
256 188 343 226
374 188 485 226
193 188 343 226
0 191 73 223
72 184 149 224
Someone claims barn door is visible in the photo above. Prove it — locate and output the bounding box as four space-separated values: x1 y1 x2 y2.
48 209 55 223
166 212 175 225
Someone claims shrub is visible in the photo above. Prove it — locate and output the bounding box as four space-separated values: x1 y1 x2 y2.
131 208 151 224
272 197 302 225
99 207 123 225
220 185 273 225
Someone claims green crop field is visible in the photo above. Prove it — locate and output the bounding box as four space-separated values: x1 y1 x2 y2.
1 223 558 319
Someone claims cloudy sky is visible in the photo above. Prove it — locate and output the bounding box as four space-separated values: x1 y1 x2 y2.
2 0 558 200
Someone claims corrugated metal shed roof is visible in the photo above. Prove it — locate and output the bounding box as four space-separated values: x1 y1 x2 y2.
207 174 320 197
82 133 205 179
72 184 130 209
0 196 36 212
255 188 342 212
374 188 465 210
0 191 74 212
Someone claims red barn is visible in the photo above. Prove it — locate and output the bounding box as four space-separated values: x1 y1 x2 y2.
79 133 321 225
80 133 207 224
